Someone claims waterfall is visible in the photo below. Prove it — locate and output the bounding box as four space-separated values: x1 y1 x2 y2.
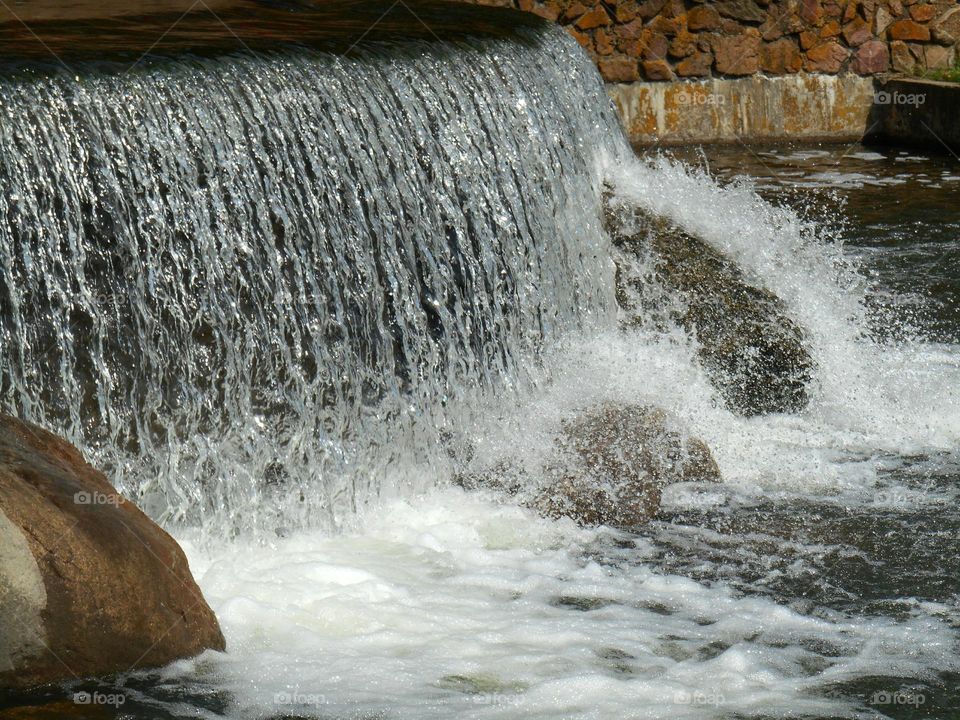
0 27 626 534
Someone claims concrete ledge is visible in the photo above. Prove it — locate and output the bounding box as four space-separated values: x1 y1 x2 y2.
609 75 878 146
870 77 960 156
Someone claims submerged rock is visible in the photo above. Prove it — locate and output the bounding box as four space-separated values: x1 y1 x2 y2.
0 416 224 691
605 201 814 416
452 403 720 528
533 403 720 527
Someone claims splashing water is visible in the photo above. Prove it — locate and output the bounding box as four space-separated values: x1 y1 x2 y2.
0 30 620 534
2 22 959 720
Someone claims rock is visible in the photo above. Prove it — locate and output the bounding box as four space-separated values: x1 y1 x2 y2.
0 416 224 691
599 57 641 82
874 5 894 35
605 204 814 417
888 18 931 40
761 38 804 72
805 40 850 72
713 33 762 74
676 51 715 75
533 404 721 527
714 0 768 23
852 38 891 72
890 39 922 71
932 6 960 44
642 58 676 79
575 5 612 29
909 3 937 21
924 43 956 68
842 16 873 45
800 0 825 24
820 19 842 37
687 5 722 29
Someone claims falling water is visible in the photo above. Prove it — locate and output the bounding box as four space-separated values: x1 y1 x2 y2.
0 28 622 534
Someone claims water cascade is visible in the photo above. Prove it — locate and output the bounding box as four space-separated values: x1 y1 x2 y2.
0 27 621 534
2 15 960 720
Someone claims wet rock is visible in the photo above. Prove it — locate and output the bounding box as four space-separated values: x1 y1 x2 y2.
605 202 814 417
0 416 224 691
533 404 721 527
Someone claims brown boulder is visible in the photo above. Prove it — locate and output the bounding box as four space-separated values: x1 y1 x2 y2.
599 57 641 82
714 0 768 23
908 3 937 21
932 6 960 44
805 40 850 72
852 38 891 72
688 5 722 29
888 18 931 40
842 16 873 45
534 404 721 527
606 204 814 417
676 51 714 75
642 58 676 79
714 33 762 74
0 416 224 691
761 38 804 72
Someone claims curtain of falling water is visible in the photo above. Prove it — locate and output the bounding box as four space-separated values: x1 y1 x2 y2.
0 27 626 535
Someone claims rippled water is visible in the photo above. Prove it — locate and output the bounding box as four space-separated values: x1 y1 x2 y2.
2 26 959 720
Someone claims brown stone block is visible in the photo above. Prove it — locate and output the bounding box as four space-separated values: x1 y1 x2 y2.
820 18 842 35
599 57 642 81
562 1 589 22
688 4 722 28
638 0 670 19
761 37 804 71
889 38 919 70
669 30 699 56
909 3 937 20
576 5 613 29
801 0 825 24
643 30 671 58
714 32 762 73
715 0 768 22
595 27 615 54
924 42 956 68
649 14 681 35
642 58 677 78
676 50 715 74
842 16 873 44
616 1 641 22
888 17 930 39
800 29 820 48
851 37 891 71
805 39 850 70
843 0 859 20
932 6 960 44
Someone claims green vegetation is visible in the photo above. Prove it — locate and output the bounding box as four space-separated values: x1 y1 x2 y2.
924 58 960 83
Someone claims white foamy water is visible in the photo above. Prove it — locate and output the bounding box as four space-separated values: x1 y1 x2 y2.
169 485 957 720
151 151 960 720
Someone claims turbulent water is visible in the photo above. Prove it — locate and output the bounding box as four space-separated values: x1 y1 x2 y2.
2 23 960 720
0 31 618 533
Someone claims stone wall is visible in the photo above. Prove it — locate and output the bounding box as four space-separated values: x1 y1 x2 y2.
474 0 960 82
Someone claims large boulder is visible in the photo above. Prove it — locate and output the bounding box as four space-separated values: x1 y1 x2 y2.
605 201 813 416
533 403 720 526
0 416 224 691
452 403 720 527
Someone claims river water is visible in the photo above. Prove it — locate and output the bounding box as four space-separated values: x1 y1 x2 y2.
74 145 953 720
1 28 958 720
